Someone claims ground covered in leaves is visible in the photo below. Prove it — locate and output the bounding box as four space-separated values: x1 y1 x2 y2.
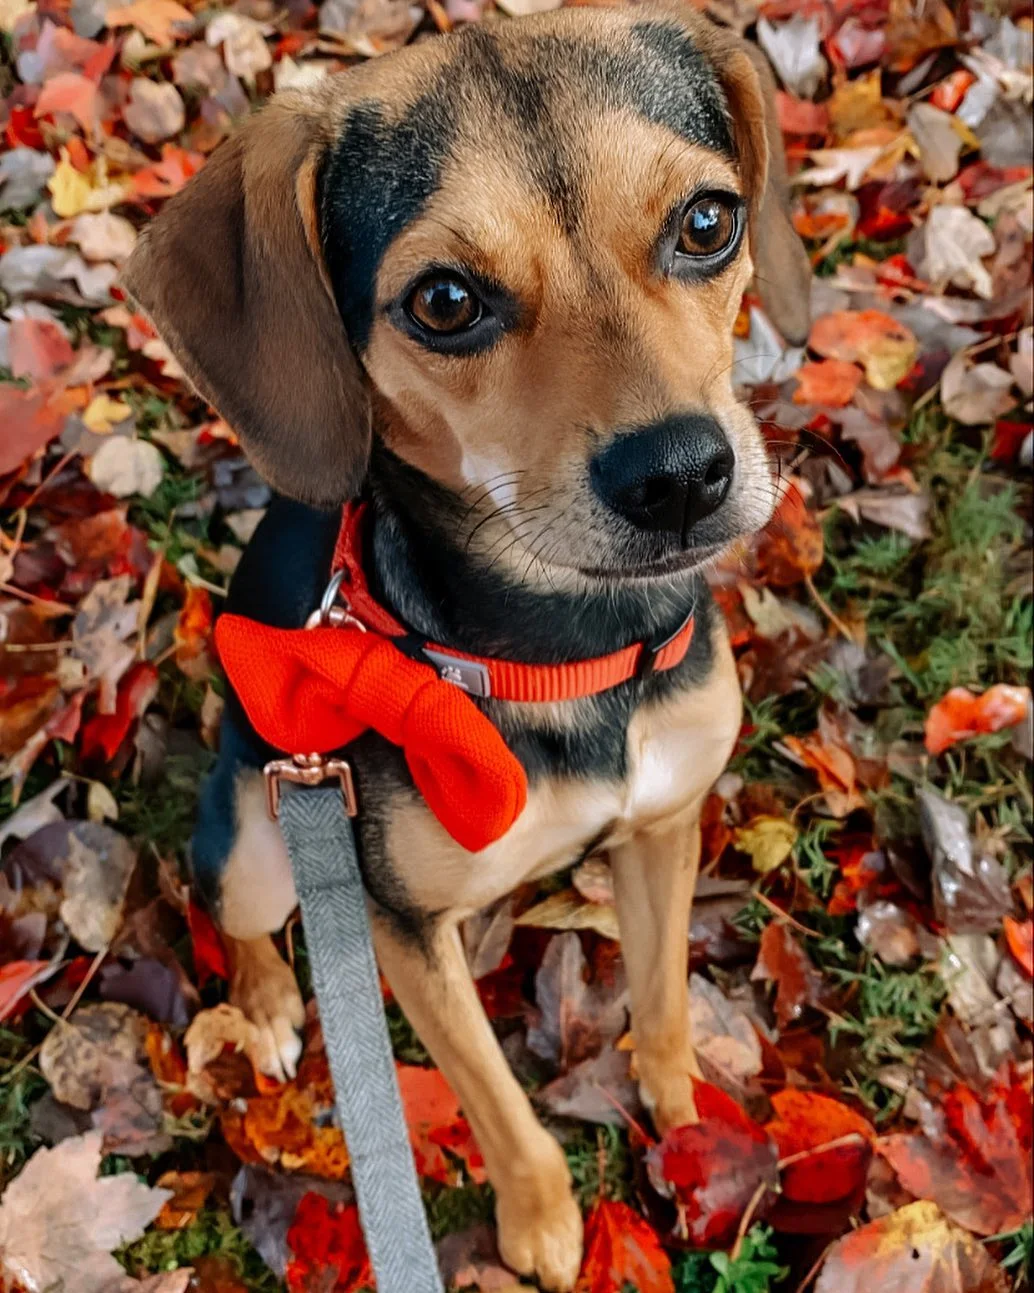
1 0 1033 1288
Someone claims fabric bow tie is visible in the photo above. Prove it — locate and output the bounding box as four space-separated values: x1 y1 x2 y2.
215 615 527 853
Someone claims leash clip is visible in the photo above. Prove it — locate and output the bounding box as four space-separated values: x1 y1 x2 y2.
304 568 368 632
264 753 358 821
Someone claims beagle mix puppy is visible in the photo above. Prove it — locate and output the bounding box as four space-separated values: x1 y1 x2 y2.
124 5 810 1286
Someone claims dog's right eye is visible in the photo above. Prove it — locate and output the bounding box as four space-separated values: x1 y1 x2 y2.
405 276 483 334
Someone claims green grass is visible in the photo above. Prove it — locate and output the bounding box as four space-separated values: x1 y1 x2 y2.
673 1227 788 1293
117 1208 282 1289
0 1028 46 1191
116 749 212 858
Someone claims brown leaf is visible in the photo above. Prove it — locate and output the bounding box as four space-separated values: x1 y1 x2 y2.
40 1001 149 1111
751 922 825 1029
57 821 138 951
154 1170 216 1229
815 1201 1007 1293
0 1131 171 1293
527 932 627 1070
516 888 620 941
919 789 1012 934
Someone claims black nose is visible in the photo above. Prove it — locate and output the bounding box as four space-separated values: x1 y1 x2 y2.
590 414 735 541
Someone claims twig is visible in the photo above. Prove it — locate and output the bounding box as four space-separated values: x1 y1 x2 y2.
590 1081 655 1147
777 1132 867 1170
796 1240 835 1293
752 889 822 938
805 575 854 642
62 944 109 1021
730 1179 771 1261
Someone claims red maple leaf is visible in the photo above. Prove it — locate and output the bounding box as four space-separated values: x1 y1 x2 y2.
765 1089 874 1204
286 1193 371 1293
878 1067 1033 1235
646 1082 778 1247
396 1063 485 1185
575 1200 674 1293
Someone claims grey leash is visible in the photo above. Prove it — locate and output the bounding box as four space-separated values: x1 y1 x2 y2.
278 781 445 1293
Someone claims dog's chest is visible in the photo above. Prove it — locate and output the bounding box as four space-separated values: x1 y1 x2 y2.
386 654 741 918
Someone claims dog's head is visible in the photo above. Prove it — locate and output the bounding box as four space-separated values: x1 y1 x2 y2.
124 3 811 584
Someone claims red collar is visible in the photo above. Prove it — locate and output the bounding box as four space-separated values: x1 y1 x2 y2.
330 502 695 703
214 503 695 851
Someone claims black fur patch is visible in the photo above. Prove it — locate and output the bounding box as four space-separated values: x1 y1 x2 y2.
317 20 734 345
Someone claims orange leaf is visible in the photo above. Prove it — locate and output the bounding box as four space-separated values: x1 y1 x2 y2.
782 727 865 818
174 585 214 680
7 318 75 384
766 1090 874 1203
808 309 918 390
755 481 824 587
576 1200 674 1293
397 1063 486 1184
0 960 59 1021
793 359 863 408
1004 916 1033 978
34 72 101 133
155 1170 216 1229
129 144 205 199
750 923 825 1030
924 684 1031 755
105 0 193 45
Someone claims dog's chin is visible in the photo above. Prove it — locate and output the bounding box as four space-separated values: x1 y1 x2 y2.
576 542 727 583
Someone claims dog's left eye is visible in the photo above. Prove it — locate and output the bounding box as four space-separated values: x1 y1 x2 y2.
405 276 483 334
677 196 739 258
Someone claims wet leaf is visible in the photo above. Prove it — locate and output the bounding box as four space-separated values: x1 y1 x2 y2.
765 1089 874 1203
751 921 825 1029
285 1192 371 1293
925 684 1031 754
919 788 1011 934
815 1201 1007 1293
646 1083 778 1247
878 1068 1032 1235
575 1199 674 1293
526 931 627 1070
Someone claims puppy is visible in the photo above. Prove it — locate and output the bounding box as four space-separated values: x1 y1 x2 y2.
124 6 811 1287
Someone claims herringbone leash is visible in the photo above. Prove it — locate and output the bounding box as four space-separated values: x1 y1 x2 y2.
280 784 444 1293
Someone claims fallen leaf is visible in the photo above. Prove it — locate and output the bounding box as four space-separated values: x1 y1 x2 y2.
82 392 134 434
782 711 866 818
56 821 137 951
526 932 627 1070
646 1083 778 1247
765 1090 874 1203
516 888 620 941
836 487 932 541
537 1045 641 1126
72 575 139 710
756 16 826 99
34 71 101 133
40 1001 148 1109
575 1199 674 1293
809 310 919 391
437 1223 524 1292
230 1167 353 1281
878 1068 1032 1236
734 816 798 875
285 1193 371 1293
105 0 193 45
750 921 825 1029
155 1170 216 1229
1004 916 1033 978
815 1200 1007 1293
0 959 60 1020
793 358 863 407
755 480 824 587
912 205 997 299
71 212 138 264
7 316 75 382
925 684 1031 754
79 660 160 762
123 78 186 144
919 788 1012 934
941 351 1018 425
857 900 938 966
397 1063 485 1185
907 103 965 182
88 436 165 498
206 12 272 80
0 1131 171 1293
174 585 214 681
688 972 762 1091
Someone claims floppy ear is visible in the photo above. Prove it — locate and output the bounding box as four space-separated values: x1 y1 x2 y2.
704 31 813 345
122 93 369 507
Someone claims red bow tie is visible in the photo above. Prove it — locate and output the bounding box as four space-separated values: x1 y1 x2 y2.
215 616 527 853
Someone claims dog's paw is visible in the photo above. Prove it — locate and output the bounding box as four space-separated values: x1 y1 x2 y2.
496 1175 583 1291
228 937 305 1082
638 1049 702 1133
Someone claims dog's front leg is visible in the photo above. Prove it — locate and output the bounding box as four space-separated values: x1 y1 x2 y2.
373 913 583 1291
610 807 703 1132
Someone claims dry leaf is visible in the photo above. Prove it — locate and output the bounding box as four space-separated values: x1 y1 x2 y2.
516 888 620 941
734 815 798 874
0 1131 171 1293
913 204 997 298
106 0 193 46
58 822 137 950
123 79 186 144
941 351 1017 425
88 436 165 498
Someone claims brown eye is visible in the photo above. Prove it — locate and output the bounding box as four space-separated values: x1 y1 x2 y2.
405 276 482 333
677 197 737 257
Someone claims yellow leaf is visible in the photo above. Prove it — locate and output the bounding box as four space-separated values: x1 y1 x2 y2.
734 816 798 875
0 0 33 34
82 394 132 435
48 156 94 219
515 888 620 941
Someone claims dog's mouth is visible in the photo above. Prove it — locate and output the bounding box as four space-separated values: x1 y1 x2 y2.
575 543 726 581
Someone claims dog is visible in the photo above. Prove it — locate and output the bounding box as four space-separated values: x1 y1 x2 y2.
124 5 811 1286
